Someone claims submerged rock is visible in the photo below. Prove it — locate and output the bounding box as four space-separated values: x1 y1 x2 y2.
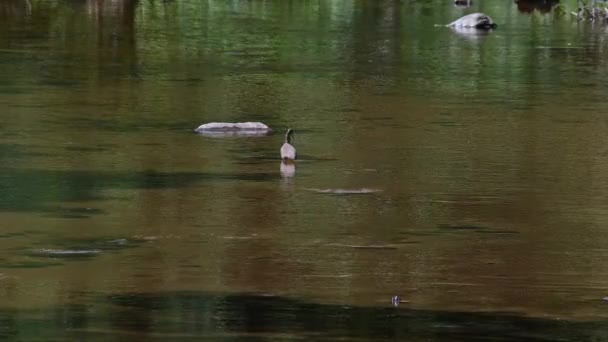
448 13 497 29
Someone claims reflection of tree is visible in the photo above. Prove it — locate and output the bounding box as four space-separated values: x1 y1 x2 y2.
2 291 606 339
59 0 140 83
0 0 140 85
515 0 560 13
0 0 31 17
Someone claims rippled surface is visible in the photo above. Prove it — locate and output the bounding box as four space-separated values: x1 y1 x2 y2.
2 0 608 340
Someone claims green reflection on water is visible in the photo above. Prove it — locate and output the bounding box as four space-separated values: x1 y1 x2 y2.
0 168 274 214
1 291 607 341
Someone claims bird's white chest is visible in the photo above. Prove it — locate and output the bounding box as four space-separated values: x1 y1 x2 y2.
281 143 296 160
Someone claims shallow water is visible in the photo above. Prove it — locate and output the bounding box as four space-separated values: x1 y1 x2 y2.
2 0 608 340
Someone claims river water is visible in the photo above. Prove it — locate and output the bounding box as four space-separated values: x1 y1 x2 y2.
1 0 608 340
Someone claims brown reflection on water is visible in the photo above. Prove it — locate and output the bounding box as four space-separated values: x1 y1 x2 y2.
222 184 288 290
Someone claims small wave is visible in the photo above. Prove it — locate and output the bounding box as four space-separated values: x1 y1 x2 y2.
326 243 398 250
132 235 181 240
221 235 258 240
535 45 582 50
302 274 352 278
107 239 128 245
306 188 382 194
31 249 101 257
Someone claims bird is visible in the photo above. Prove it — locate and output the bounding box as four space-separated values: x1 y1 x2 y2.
280 128 296 161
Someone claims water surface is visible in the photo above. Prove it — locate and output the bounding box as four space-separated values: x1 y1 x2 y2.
1 0 608 340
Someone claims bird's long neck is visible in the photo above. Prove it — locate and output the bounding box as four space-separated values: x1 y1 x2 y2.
285 130 292 143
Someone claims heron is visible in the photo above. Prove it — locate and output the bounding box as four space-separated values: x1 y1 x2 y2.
280 128 296 161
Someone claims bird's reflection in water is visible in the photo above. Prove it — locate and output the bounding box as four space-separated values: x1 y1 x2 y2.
280 160 296 180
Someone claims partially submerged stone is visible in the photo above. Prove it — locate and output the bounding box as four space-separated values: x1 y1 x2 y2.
194 122 271 136
448 13 497 29
454 0 472 7
194 122 271 132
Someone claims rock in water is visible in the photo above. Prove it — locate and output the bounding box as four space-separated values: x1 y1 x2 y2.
454 0 472 7
194 122 271 136
448 13 496 29
194 122 271 132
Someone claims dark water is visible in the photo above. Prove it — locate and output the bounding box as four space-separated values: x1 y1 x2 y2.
2 0 608 340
